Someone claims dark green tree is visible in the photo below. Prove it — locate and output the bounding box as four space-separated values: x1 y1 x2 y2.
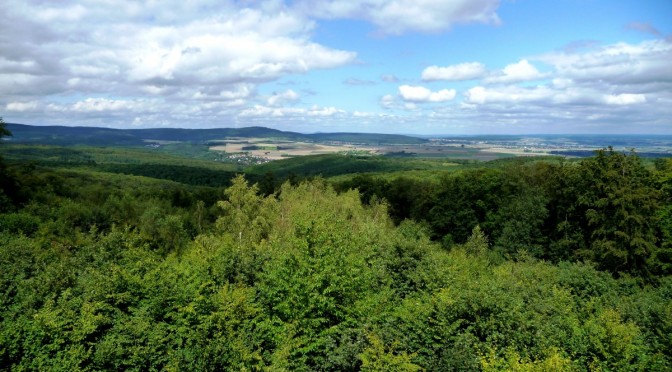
576 148 659 277
428 169 503 246
653 158 672 274
0 117 10 139
0 117 15 211
493 187 548 258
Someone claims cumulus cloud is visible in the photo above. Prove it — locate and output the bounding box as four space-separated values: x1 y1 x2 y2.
537 39 672 86
465 86 553 105
239 104 344 118
465 85 651 107
421 62 486 81
462 40 671 112
71 98 138 113
0 0 357 127
6 101 39 112
464 85 647 112
267 89 300 106
2 1 670 134
120 14 356 85
605 93 646 105
293 0 501 35
399 85 456 102
380 94 396 109
484 59 545 84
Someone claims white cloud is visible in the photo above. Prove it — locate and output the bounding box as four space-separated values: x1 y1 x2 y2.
464 84 632 106
380 94 396 109
537 39 672 86
188 84 255 101
465 86 552 105
267 89 300 106
1 2 669 134
399 85 456 102
353 111 376 117
6 101 39 112
605 93 646 105
294 0 501 35
122 16 356 84
239 105 279 118
71 98 137 112
307 105 344 116
484 59 545 84
0 1 356 107
239 103 344 118
421 62 486 81
34 4 88 22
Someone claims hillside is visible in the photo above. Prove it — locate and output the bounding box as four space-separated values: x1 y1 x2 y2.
5 123 427 146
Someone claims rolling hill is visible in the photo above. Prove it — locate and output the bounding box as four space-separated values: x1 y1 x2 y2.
5 123 427 146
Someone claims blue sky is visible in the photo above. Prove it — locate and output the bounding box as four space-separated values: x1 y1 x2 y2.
1 0 671 134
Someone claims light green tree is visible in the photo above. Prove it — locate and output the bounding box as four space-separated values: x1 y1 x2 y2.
216 175 277 246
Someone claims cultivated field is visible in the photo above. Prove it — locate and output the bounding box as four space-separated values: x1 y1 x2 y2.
207 137 529 161
209 138 378 159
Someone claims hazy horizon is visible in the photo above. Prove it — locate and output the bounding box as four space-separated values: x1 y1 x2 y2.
8 122 672 139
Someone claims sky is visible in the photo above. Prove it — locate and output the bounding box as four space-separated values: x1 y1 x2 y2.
1 0 671 135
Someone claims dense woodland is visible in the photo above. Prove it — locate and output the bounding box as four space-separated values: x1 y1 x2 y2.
1 119 671 370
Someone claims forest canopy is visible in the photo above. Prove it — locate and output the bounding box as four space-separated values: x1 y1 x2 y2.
0 139 671 370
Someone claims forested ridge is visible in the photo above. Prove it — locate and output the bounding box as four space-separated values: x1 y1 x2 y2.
6 123 426 146
1 119 671 370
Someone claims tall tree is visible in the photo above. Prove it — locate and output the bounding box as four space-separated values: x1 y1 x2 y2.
576 148 659 277
653 158 672 274
0 117 15 211
0 117 10 139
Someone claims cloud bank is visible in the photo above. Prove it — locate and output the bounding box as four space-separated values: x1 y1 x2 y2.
293 0 501 35
1 0 356 128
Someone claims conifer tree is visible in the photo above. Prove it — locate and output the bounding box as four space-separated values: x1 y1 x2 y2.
577 148 659 277
0 117 10 139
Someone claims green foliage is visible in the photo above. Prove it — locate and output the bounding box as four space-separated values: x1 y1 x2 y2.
492 186 548 259
7 122 425 147
248 153 447 179
0 117 16 211
360 333 423 371
463 225 490 257
1 145 671 370
0 211 41 235
216 175 277 247
0 117 11 140
0 144 240 187
574 149 660 277
653 158 672 274
479 347 575 371
337 150 668 278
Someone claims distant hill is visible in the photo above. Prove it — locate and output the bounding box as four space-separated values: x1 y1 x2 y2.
5 123 426 146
